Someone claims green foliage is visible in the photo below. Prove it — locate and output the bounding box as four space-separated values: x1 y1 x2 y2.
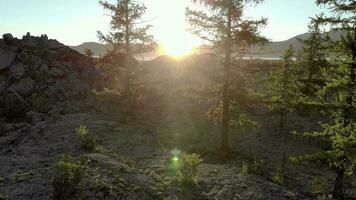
93 88 122 115
187 0 268 151
241 159 267 176
262 45 299 113
75 125 96 152
241 159 268 177
98 0 154 54
29 93 50 113
310 176 328 196
208 103 260 131
84 48 94 57
52 154 87 200
271 168 285 185
241 161 249 175
113 175 127 189
178 153 203 187
292 2 355 199
0 194 6 200
250 159 268 176
11 170 34 183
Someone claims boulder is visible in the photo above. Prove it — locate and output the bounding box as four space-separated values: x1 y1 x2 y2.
9 78 35 97
0 33 101 121
26 111 43 123
0 49 16 70
0 91 27 119
10 63 25 79
2 33 14 44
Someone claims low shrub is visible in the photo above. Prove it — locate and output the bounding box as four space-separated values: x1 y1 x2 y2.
310 176 327 197
52 154 86 200
241 161 249 175
75 125 96 152
178 153 203 187
271 168 285 185
29 93 50 113
0 194 6 200
241 159 268 177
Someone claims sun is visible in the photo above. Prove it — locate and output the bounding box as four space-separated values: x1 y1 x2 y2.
158 42 195 58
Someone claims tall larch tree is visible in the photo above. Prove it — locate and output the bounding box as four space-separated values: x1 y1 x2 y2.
293 1 355 199
98 0 154 93
296 20 328 96
186 0 267 152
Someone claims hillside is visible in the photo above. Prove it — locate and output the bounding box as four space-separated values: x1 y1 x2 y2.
69 42 110 57
1 32 355 200
70 31 344 58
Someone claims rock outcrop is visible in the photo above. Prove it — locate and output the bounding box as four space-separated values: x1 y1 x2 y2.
0 33 100 121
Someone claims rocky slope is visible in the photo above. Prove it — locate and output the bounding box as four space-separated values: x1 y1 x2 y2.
0 33 100 122
0 112 312 200
0 34 343 200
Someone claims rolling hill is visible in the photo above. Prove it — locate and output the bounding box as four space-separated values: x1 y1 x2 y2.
70 30 344 59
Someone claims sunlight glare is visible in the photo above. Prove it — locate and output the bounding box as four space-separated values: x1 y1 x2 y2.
158 42 195 58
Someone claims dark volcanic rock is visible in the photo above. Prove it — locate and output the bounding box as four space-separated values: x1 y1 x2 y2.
0 33 100 121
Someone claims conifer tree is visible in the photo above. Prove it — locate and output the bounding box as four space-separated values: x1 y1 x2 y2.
186 0 267 152
260 45 298 175
293 1 356 199
296 20 328 96
98 0 154 93
84 48 94 58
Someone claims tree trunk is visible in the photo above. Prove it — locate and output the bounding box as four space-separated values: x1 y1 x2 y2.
124 0 132 94
280 59 289 175
280 112 287 175
333 168 345 200
335 30 356 200
220 5 232 153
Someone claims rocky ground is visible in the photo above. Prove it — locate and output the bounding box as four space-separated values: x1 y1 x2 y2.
0 34 354 200
0 33 99 122
0 112 313 200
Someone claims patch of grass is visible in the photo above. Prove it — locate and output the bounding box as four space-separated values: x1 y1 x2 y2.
310 176 327 197
271 168 285 185
241 161 249 175
11 170 34 183
113 176 127 188
0 194 6 200
75 125 96 152
241 159 268 177
52 154 87 200
178 153 203 187
29 94 50 113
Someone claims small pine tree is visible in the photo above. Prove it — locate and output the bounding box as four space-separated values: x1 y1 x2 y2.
186 0 268 153
296 20 328 96
98 0 154 93
84 48 94 58
261 45 298 175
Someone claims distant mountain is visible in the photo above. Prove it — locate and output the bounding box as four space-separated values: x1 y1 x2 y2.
70 31 344 59
249 30 344 58
69 42 110 57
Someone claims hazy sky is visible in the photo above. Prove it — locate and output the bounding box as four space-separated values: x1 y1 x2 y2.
0 0 328 46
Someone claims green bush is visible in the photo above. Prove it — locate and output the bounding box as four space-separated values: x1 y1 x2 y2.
241 161 249 175
310 176 327 196
11 170 34 183
241 159 268 177
178 153 203 187
52 154 86 200
271 168 285 185
75 125 96 152
0 194 6 200
29 93 50 113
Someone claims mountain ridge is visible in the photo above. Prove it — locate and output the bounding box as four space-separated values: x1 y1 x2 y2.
70 30 343 58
